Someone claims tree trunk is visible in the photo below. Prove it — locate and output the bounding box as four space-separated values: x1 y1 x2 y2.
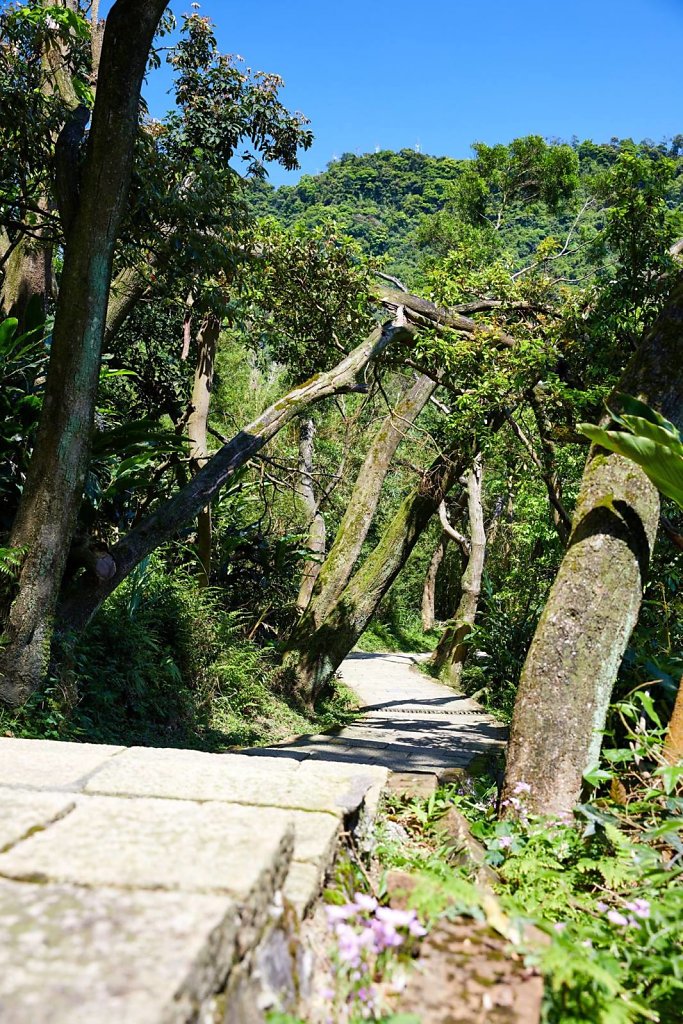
103 265 149 348
282 446 465 705
295 418 327 611
0 231 53 331
431 455 486 687
421 532 448 631
56 320 413 637
502 274 683 820
663 677 683 766
187 316 220 587
0 0 169 707
287 373 436 641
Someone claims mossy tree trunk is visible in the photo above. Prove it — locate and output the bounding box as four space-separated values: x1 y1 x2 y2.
502 275 683 820
0 230 53 332
0 0 170 707
287 373 436 640
431 455 486 687
283 447 465 705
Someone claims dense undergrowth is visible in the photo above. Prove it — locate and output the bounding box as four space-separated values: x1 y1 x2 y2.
290 690 682 1024
0 555 357 750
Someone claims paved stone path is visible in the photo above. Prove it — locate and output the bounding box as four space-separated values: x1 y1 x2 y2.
250 651 506 776
0 652 505 1023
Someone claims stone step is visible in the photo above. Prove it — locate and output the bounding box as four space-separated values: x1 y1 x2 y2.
0 737 388 1024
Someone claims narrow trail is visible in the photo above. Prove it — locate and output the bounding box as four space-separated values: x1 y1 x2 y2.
250 651 507 777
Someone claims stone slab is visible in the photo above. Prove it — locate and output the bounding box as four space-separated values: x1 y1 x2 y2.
0 789 75 852
282 861 324 918
85 745 385 816
0 737 124 791
0 878 238 1024
288 809 340 868
0 795 294 903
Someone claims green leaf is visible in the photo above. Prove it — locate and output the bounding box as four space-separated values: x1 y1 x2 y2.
610 392 678 434
578 425 683 509
634 690 662 728
0 318 19 357
654 764 683 796
583 766 613 786
615 414 683 456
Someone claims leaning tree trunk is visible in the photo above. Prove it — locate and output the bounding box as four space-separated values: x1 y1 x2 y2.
421 532 449 631
287 373 435 643
431 454 486 687
0 0 170 707
295 418 327 611
187 316 220 587
283 446 465 705
502 275 683 820
56 319 413 636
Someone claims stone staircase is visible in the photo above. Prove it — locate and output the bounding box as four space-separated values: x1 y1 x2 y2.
0 738 386 1023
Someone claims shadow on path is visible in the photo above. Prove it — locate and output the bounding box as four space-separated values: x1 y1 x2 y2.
247 652 507 776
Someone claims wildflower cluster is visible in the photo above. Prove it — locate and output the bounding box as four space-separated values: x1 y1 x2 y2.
325 893 426 1020
597 897 650 928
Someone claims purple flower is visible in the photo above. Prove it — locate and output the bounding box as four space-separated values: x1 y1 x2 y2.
357 926 376 950
353 892 378 912
513 781 532 795
371 917 403 951
498 835 513 849
336 923 362 965
625 898 650 920
409 918 427 937
375 906 417 928
606 910 630 927
326 904 356 924
595 901 608 913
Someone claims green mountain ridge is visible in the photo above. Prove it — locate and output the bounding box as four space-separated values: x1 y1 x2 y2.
252 138 683 287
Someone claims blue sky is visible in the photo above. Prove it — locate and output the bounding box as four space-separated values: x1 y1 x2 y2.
140 0 683 186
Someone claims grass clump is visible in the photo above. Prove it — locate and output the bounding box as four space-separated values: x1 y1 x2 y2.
0 554 357 750
357 610 440 655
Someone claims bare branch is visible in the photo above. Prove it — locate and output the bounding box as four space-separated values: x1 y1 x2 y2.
438 500 470 556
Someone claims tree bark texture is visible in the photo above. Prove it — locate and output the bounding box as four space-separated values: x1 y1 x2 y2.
295 418 327 611
663 677 683 766
288 373 436 641
502 274 683 820
56 320 413 636
0 233 53 331
187 316 220 587
421 532 449 632
431 455 486 687
0 0 169 706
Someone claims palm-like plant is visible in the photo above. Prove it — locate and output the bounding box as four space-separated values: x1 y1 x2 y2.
579 394 683 510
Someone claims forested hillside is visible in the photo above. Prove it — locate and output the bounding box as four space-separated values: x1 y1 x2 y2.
0 5 682 1019
253 140 683 284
